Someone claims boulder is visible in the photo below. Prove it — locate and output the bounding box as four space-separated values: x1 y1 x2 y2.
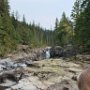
63 45 77 57
0 58 14 70
13 63 27 69
50 45 77 58
50 46 63 58
10 76 46 90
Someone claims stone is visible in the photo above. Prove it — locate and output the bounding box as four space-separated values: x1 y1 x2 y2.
11 76 46 90
50 46 63 58
14 63 27 68
47 79 78 90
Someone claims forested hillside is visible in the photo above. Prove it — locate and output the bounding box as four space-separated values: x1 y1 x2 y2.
0 0 54 56
54 12 73 46
54 0 90 53
0 0 90 57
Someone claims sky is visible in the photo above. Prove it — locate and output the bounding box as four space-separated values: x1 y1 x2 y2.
9 0 76 29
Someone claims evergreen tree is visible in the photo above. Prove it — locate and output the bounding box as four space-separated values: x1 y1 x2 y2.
72 0 90 52
0 0 55 56
55 18 59 31
0 0 17 56
55 12 73 46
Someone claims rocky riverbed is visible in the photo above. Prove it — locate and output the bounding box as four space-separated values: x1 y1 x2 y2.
0 57 86 90
0 45 89 90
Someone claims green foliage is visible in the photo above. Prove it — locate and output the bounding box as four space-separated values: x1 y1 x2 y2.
72 0 90 52
71 0 82 21
0 0 17 56
0 30 17 56
0 0 55 57
2 0 90 56
55 12 73 46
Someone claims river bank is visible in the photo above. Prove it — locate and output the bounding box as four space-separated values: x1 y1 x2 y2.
0 45 90 90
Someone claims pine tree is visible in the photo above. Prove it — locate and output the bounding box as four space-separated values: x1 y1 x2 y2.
0 0 17 56
55 18 59 31
0 0 55 56
55 12 73 46
72 0 90 52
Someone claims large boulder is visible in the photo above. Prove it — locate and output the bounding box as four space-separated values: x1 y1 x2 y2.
50 46 63 58
50 45 77 58
63 45 77 57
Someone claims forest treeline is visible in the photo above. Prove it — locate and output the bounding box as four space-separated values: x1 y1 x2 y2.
0 0 54 56
54 0 90 53
0 0 90 56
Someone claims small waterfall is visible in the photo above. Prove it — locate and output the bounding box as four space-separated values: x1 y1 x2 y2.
45 49 50 59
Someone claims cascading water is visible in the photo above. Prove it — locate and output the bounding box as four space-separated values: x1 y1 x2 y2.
45 49 50 59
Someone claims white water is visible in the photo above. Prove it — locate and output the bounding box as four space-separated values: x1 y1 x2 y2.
46 50 50 59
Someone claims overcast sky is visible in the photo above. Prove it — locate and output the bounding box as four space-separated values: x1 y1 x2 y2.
9 0 76 29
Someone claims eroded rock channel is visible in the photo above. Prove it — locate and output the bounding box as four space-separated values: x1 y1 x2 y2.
0 46 89 90
0 57 84 90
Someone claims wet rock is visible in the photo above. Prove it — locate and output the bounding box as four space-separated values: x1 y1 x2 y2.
14 63 27 69
0 58 14 70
